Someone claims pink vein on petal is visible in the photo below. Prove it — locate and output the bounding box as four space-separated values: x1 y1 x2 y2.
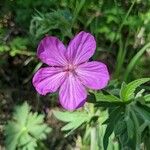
32 67 66 95
59 73 87 110
67 31 96 65
37 36 68 66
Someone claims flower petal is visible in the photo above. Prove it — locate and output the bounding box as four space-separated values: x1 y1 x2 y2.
32 67 66 95
76 61 110 90
37 36 67 66
67 31 96 65
59 74 87 110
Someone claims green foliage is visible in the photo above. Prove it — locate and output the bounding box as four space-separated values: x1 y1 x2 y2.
94 78 150 149
120 78 150 101
1 0 54 29
103 107 124 150
92 91 121 102
5 102 51 150
1 0 150 81
124 44 150 80
53 78 150 149
30 9 73 39
1 0 150 149
53 110 89 136
111 99 150 150
53 107 119 150
0 37 35 56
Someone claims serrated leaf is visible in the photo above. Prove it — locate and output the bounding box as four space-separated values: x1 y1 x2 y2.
5 102 51 150
53 111 88 122
5 133 20 150
120 78 150 101
53 110 89 135
14 102 30 126
94 92 121 102
61 119 85 131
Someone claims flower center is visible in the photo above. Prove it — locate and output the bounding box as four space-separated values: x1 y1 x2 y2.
64 64 76 73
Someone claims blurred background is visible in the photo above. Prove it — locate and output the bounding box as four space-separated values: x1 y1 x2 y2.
0 0 150 149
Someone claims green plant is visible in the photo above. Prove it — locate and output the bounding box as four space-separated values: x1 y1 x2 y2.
30 9 73 39
124 43 150 81
53 78 150 149
53 104 119 150
0 37 35 56
1 0 150 149
96 78 150 150
5 102 51 150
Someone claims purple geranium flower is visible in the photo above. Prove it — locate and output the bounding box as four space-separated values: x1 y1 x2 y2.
32 31 110 110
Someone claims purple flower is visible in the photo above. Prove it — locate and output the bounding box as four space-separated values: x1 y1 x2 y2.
32 31 110 110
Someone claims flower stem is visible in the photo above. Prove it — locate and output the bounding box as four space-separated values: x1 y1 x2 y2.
90 126 97 150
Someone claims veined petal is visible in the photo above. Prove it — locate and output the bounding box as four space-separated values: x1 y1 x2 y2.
37 36 67 66
67 31 96 65
59 74 87 110
76 61 110 90
32 67 66 95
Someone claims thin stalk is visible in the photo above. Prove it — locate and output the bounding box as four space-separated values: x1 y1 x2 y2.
14 50 36 56
88 103 98 150
90 126 97 150
97 125 102 150
109 0 136 50
122 32 130 62
114 36 123 78
114 32 130 78
124 42 150 81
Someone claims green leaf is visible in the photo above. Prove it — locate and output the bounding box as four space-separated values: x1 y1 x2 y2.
120 78 150 101
94 91 121 102
124 43 150 80
14 102 30 126
114 120 126 137
5 102 51 150
62 119 85 131
30 9 73 38
125 116 134 139
120 82 127 100
53 110 89 135
103 106 124 150
135 89 145 98
53 111 88 122
133 104 150 121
